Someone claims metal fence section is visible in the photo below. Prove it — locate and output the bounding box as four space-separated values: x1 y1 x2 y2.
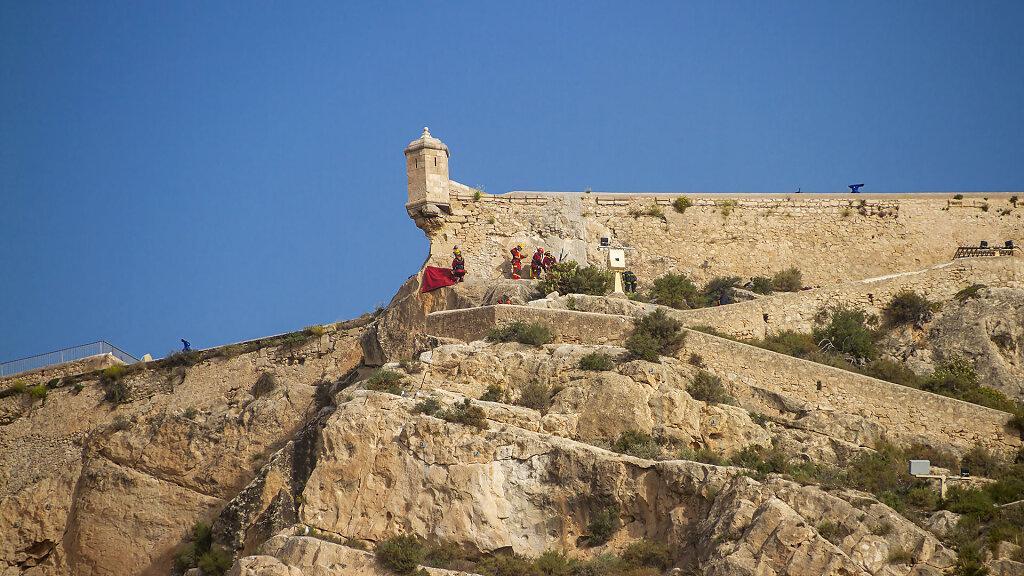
0 341 138 378
953 246 1018 259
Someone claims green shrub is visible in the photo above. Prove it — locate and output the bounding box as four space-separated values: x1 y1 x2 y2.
1011 195 1019 206
949 544 987 576
251 372 277 398
163 350 202 368
757 330 819 358
366 369 406 395
959 444 1007 479
538 261 612 296
730 444 789 478
533 550 578 575
613 429 662 460
345 537 369 550
28 384 48 400
749 276 773 295
816 521 839 543
587 505 621 546
440 398 488 430
487 321 553 347
863 359 922 387
687 353 705 368
625 309 685 363
672 196 692 213
812 304 878 360
954 284 986 302
771 267 803 292
475 552 536 576
648 272 700 309
981 203 989 212
679 447 726 465
620 540 671 570
103 379 131 405
173 522 217 574
629 204 664 219
102 364 127 380
701 276 742 306
945 486 998 521
197 548 233 576
412 397 442 416
517 382 552 413
10 380 28 393
883 290 933 326
579 352 614 371
375 534 425 574
687 371 734 405
953 193 964 200
479 385 506 402
717 199 738 216
46 378 61 388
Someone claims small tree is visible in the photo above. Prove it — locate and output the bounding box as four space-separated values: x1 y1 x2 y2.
587 505 621 546
579 352 615 371
812 304 878 360
883 290 933 327
701 276 742 306
648 272 699 309
687 371 734 405
771 267 803 292
749 276 773 295
538 261 612 296
625 309 685 363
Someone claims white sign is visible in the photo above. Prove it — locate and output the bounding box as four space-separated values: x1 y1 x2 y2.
608 249 626 270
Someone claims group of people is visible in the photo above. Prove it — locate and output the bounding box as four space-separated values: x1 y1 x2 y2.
508 244 556 279
450 245 639 293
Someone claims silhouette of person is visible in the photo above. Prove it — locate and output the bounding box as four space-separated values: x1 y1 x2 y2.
181 339 191 351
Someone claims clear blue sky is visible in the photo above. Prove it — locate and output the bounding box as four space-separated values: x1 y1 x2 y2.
2 2 1022 361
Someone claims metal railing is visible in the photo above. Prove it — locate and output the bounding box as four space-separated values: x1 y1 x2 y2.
953 246 1018 259
0 341 138 378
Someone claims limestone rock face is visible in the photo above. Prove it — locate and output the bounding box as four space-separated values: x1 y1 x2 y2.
0 328 363 576
256 391 957 575
417 342 770 457
887 287 1024 401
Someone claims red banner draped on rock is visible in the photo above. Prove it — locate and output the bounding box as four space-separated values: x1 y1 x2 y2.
421 266 457 292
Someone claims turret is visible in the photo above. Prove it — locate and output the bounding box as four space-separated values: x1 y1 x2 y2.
405 127 450 216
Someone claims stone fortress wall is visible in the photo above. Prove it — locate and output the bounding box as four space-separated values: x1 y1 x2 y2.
423 304 1021 458
404 130 1021 289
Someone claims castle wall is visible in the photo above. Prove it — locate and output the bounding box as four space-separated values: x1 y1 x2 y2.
415 187 1021 288
669 255 1021 339
0 353 123 389
422 305 1021 457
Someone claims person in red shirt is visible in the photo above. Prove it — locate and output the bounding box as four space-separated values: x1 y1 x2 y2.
451 248 466 283
542 250 556 272
530 248 544 279
509 244 524 279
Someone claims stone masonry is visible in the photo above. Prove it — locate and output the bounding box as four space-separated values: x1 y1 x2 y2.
404 130 1022 288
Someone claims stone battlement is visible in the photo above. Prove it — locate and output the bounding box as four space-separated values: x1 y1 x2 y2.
405 130 1022 289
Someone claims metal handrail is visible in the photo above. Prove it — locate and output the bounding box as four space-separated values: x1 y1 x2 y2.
0 341 138 378
953 246 1017 259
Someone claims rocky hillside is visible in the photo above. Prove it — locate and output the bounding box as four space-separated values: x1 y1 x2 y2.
2 269 1023 576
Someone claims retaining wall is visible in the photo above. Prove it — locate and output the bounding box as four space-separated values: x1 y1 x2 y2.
423 306 1021 457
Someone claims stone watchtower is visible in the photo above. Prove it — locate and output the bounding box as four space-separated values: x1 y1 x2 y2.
405 127 450 218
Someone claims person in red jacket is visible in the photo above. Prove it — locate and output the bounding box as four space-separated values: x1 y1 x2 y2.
509 244 524 279
451 248 466 283
542 250 556 272
530 247 544 279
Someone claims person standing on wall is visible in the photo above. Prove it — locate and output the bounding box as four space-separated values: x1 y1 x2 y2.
181 339 191 351
530 248 544 279
451 247 467 283
509 244 524 279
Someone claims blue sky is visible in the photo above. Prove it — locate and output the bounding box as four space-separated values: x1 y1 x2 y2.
2 2 1022 361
